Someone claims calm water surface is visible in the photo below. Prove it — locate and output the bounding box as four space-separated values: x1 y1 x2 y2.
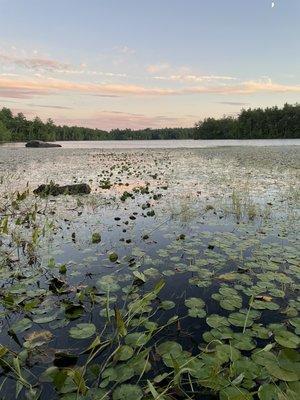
1 138 300 149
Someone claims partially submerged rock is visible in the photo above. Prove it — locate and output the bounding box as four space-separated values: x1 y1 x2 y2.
26 140 62 148
33 183 91 196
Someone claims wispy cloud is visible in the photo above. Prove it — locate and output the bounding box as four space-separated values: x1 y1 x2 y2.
0 53 70 71
117 45 136 55
146 63 170 74
55 110 194 130
0 76 177 97
153 74 237 83
0 76 299 99
0 88 49 98
216 101 250 106
27 103 72 110
146 63 236 83
0 49 128 78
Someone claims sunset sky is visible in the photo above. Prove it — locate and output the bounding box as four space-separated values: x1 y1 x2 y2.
0 0 299 130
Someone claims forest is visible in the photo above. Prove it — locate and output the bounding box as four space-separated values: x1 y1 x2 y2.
0 103 299 142
195 103 300 139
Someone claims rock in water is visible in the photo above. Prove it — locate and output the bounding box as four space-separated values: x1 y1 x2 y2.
33 183 91 196
26 140 62 148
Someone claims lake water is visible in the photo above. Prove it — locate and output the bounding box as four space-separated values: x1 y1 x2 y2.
0 138 300 149
0 145 299 399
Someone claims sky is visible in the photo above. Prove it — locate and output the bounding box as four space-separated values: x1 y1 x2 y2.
0 0 299 131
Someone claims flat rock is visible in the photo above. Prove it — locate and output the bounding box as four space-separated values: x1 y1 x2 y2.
33 183 91 196
25 140 62 148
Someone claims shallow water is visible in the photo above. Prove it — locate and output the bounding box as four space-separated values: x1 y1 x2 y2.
0 146 299 399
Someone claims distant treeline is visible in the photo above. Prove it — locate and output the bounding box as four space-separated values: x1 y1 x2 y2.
0 107 193 142
195 103 300 139
0 103 299 142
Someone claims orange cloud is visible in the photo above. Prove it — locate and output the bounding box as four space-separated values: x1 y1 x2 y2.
146 63 170 74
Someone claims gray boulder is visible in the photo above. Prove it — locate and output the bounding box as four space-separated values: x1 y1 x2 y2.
26 140 62 148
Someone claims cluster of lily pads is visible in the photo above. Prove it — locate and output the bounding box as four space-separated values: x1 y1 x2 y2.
0 146 299 399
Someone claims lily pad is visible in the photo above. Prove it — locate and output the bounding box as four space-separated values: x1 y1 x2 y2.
206 314 229 329
274 329 300 349
116 345 134 361
11 317 32 333
185 297 206 317
69 323 96 339
112 384 143 400
125 332 149 347
220 386 253 400
228 312 254 328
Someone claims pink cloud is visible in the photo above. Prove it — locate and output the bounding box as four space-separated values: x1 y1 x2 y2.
0 88 49 98
0 76 299 100
0 53 70 71
55 111 195 130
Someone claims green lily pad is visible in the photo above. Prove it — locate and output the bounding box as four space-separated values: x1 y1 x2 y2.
117 345 134 361
233 358 263 381
11 317 32 333
112 384 143 400
125 332 149 347
228 312 254 328
251 324 271 339
220 297 242 311
220 386 253 400
289 317 300 335
103 364 135 384
157 341 182 356
33 313 58 324
252 350 299 382
160 300 175 310
278 349 300 375
214 344 241 363
69 323 96 339
265 361 299 381
258 384 281 400
97 275 120 292
128 350 151 374
206 314 229 329
231 332 256 351
185 297 205 309
203 327 233 343
274 329 300 349
185 297 206 318
251 300 279 310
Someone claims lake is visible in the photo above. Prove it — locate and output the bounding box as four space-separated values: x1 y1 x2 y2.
0 144 299 400
1 138 300 149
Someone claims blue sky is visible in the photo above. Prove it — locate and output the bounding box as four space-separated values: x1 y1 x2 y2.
0 0 299 130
